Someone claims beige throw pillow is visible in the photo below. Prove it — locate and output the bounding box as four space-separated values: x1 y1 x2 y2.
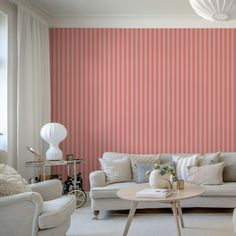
0 163 31 196
99 157 132 183
0 163 19 175
173 154 199 181
198 152 220 166
187 162 225 185
0 174 31 197
129 154 160 182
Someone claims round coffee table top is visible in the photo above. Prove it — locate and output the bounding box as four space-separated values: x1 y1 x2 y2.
117 183 205 202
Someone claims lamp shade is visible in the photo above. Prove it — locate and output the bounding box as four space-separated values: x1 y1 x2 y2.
190 0 236 21
40 123 67 160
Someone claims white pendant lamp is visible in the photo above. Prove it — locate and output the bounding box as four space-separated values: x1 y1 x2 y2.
40 123 67 161
190 0 236 21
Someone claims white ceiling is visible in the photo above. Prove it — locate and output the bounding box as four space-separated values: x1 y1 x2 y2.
31 0 195 16
29 0 236 28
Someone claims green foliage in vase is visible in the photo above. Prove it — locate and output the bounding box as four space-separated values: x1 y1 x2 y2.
146 161 177 182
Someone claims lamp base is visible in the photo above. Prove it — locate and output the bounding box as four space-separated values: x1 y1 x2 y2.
46 148 63 161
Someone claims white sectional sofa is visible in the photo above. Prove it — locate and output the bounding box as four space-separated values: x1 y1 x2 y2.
90 152 236 219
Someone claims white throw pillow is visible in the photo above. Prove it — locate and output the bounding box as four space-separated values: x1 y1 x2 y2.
0 163 19 175
172 154 199 181
99 157 132 183
0 163 31 196
0 174 31 196
187 162 225 185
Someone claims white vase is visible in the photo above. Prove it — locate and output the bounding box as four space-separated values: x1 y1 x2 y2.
149 170 171 189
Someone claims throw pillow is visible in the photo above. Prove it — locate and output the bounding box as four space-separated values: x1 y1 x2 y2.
129 154 160 181
187 162 225 185
220 153 236 181
198 152 220 166
0 163 19 175
0 174 31 197
134 163 153 183
99 157 132 183
0 163 31 196
172 154 199 181
223 162 236 182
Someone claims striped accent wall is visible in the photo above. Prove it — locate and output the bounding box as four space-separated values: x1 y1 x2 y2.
50 29 236 190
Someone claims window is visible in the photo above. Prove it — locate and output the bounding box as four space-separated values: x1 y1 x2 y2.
0 11 7 150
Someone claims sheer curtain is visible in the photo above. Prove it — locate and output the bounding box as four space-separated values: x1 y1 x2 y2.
17 5 50 179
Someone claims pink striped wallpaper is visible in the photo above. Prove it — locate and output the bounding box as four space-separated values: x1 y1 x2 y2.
50 29 236 190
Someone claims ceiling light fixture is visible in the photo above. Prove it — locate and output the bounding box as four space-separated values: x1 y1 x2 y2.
190 0 236 21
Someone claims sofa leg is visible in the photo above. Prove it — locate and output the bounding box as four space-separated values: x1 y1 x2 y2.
93 210 99 220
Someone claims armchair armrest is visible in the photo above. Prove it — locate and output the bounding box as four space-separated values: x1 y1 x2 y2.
89 170 106 188
30 179 63 201
0 192 43 236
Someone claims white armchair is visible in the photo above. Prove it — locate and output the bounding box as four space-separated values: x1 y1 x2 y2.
0 150 76 236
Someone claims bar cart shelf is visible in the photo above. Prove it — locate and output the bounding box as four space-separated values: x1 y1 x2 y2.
25 159 87 208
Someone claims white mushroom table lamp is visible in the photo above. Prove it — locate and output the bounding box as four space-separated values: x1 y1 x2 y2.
40 123 67 161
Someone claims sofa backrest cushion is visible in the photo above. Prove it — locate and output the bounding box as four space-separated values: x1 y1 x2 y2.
220 152 236 182
102 152 129 160
159 153 195 164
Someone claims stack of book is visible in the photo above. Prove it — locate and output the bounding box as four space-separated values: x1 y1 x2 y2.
136 188 175 198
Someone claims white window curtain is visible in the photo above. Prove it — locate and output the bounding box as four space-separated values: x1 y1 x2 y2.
17 5 50 179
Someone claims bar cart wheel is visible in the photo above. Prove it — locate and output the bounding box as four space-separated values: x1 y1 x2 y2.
69 189 87 208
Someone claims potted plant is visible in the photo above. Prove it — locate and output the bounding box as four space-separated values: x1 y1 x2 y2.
146 162 177 189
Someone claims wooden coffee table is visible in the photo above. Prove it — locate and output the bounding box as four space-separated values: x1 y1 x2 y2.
117 183 204 236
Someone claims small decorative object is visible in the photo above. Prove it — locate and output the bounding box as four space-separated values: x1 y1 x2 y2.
40 123 67 161
190 0 236 21
176 179 185 190
66 154 74 161
27 146 45 162
147 162 177 189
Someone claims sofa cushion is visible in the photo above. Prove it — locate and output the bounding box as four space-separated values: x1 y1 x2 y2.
173 154 199 181
99 157 132 183
220 152 236 181
187 162 224 185
38 195 76 229
90 181 236 199
129 154 160 182
159 153 196 164
201 182 236 197
198 152 220 166
134 163 153 183
90 182 138 199
102 152 129 160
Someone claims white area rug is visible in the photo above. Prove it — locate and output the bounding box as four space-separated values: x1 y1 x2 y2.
67 201 234 236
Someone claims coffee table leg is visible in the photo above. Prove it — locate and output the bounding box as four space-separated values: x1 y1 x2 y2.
176 201 184 228
171 201 181 236
123 201 138 236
